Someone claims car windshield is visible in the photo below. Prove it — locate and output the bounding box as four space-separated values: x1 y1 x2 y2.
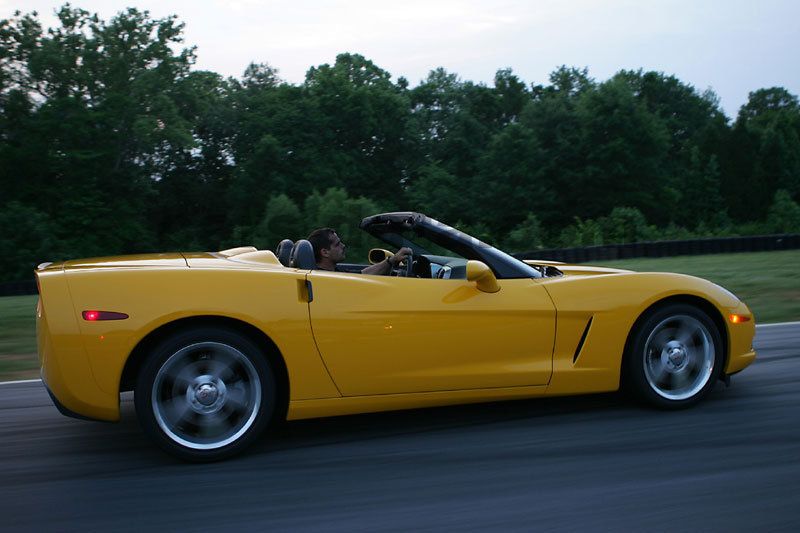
370 221 541 279
374 229 463 259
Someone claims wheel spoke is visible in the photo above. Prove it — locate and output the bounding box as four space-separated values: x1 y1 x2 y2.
207 358 235 382
674 320 695 345
690 347 709 372
170 360 201 388
226 385 250 413
673 370 691 390
161 396 193 424
649 329 673 351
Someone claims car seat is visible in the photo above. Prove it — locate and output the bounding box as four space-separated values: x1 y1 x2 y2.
275 239 294 266
289 240 316 269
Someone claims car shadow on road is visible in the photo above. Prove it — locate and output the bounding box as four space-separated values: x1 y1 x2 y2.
250 392 632 455
102 381 746 465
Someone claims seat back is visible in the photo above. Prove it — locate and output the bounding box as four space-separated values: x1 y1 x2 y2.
275 239 294 266
290 239 316 269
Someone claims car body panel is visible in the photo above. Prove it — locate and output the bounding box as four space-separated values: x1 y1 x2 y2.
288 384 549 420
37 268 119 420
306 271 556 395
40 256 342 421
538 271 755 395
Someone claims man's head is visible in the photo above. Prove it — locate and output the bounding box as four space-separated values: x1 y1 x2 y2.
308 228 346 267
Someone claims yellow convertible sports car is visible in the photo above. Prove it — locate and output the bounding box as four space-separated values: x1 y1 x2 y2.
36 212 756 461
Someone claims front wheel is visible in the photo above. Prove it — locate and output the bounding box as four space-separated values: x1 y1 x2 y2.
135 327 276 461
625 304 723 409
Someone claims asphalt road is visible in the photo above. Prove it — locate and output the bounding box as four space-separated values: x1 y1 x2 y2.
2 324 799 532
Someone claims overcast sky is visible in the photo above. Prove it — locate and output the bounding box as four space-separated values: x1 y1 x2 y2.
3 0 798 117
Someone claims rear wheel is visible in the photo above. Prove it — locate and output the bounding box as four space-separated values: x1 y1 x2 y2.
135 327 276 461
625 304 723 409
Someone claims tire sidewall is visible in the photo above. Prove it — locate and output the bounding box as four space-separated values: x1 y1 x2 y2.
626 303 723 409
134 327 276 462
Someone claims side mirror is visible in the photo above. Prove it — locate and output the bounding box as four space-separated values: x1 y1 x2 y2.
466 260 500 293
368 248 393 265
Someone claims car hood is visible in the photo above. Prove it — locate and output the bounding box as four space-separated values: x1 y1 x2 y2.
523 260 632 277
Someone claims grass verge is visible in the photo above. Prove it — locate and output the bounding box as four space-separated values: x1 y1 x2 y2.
587 249 800 324
0 295 38 382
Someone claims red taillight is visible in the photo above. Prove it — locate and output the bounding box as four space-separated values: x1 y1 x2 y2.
729 314 751 324
82 310 129 321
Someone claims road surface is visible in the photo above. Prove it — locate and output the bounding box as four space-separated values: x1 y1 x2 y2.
1 323 798 531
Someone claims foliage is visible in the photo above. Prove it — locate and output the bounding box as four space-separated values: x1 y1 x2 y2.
600 207 653 244
1 5 800 281
557 217 604 248
504 214 545 252
766 190 800 233
0 202 58 279
303 187 384 258
248 194 303 250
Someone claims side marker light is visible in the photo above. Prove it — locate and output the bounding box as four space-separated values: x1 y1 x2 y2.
729 314 751 324
82 310 129 321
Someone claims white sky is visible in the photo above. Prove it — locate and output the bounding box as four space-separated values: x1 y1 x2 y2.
2 0 798 117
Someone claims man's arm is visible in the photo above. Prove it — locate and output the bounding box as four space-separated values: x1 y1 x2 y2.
361 247 412 276
361 258 392 276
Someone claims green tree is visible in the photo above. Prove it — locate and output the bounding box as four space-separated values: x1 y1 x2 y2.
600 207 652 244
301 53 412 202
557 217 603 247
475 123 550 233
156 70 239 249
303 188 384 260
572 78 670 223
0 202 58 280
404 163 468 223
504 214 545 252
248 194 303 249
766 190 800 233
0 5 196 262
725 88 800 220
682 149 730 229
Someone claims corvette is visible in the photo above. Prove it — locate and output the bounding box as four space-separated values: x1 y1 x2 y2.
36 212 756 461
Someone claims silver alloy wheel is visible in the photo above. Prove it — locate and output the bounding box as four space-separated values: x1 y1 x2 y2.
643 314 715 401
151 341 262 450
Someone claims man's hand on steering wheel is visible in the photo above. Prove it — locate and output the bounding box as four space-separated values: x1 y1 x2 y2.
388 247 413 274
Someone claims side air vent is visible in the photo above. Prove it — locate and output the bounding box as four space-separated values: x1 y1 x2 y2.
573 316 593 364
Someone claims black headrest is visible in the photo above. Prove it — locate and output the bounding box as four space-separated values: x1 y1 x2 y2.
290 239 316 270
275 239 294 267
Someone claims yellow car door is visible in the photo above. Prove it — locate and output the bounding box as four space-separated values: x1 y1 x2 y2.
306 270 556 396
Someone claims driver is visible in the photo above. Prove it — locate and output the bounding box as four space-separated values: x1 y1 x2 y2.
307 227 412 275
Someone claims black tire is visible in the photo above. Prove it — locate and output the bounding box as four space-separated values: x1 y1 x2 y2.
624 303 723 409
134 327 276 462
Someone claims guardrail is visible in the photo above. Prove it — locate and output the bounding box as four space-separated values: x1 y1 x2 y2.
0 280 37 297
514 234 800 263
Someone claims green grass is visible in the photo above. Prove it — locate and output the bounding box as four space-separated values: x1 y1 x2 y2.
0 294 39 381
1 249 798 382
587 249 800 324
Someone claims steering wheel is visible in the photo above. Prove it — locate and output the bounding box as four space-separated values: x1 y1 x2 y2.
404 252 414 277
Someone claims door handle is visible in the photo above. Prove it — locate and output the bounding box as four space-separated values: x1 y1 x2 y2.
297 279 313 303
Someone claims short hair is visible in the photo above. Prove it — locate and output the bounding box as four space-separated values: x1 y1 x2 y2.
307 228 337 263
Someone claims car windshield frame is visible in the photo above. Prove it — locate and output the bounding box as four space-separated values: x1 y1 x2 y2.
360 212 542 279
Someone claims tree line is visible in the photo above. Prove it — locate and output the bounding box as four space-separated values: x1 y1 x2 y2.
2 5 800 280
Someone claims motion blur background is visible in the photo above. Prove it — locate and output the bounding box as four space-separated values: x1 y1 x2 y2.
1 1 800 282
1 5 799 529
